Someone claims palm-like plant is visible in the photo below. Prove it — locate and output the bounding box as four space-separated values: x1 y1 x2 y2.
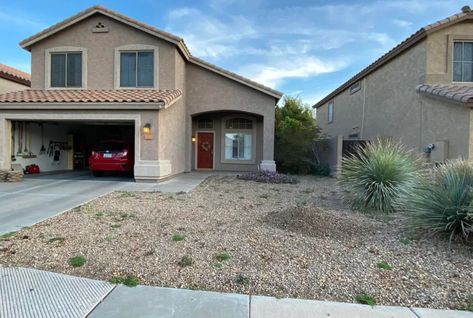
407 160 473 242
339 139 422 213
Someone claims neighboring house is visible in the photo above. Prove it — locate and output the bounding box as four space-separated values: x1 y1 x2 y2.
314 6 473 163
0 64 30 94
0 6 282 181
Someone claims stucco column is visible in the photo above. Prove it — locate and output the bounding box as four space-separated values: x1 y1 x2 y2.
260 113 276 171
0 117 11 170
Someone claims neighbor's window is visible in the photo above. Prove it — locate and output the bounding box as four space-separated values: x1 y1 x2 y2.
328 101 334 124
223 118 253 161
120 51 154 87
51 52 82 87
453 41 473 82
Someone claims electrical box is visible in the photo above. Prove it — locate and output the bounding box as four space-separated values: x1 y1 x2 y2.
430 140 449 163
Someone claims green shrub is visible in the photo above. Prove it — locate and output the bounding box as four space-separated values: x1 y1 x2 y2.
339 139 421 213
109 275 140 287
178 255 194 267
355 294 377 306
407 160 473 242
68 255 86 267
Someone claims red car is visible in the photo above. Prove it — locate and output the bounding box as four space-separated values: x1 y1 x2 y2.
89 140 134 176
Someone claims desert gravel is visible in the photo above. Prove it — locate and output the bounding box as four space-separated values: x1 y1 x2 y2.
1 175 472 310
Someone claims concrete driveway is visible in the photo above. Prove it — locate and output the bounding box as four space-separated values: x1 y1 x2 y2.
0 171 130 234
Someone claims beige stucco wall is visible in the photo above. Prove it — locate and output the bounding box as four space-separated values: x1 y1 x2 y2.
425 20 473 84
0 77 29 94
29 13 177 90
186 63 277 169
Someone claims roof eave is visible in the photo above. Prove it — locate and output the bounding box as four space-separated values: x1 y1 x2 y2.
0 72 31 86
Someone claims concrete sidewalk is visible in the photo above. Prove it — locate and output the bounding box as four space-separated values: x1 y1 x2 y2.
1 267 472 318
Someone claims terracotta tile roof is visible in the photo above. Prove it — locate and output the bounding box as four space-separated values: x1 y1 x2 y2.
416 84 473 105
0 64 31 86
313 7 473 108
19 6 282 100
0 89 182 106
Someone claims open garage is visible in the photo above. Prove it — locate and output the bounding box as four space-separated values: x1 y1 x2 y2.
10 120 135 176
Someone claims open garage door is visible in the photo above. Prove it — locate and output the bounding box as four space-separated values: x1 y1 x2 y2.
10 120 135 177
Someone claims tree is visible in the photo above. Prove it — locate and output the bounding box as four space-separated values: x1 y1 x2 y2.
275 96 319 174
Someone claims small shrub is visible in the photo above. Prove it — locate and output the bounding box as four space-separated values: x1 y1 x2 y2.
339 139 422 213
467 294 473 312
178 255 194 267
235 274 250 285
172 234 186 242
109 275 140 287
377 261 393 270
48 237 65 244
110 224 121 229
237 171 298 184
0 231 17 240
216 252 231 262
68 255 86 267
355 294 377 306
95 212 104 218
407 160 473 242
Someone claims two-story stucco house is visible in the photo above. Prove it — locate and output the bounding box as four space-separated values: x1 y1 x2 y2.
0 64 30 94
314 6 473 163
0 6 282 181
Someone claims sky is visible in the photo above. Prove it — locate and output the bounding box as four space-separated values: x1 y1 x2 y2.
0 0 467 105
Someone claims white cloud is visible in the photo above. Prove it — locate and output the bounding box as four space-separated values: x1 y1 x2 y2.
393 19 413 28
241 56 347 88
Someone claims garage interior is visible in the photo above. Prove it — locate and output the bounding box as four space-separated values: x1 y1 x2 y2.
10 120 135 176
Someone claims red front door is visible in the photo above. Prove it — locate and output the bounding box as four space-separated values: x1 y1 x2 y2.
197 132 214 169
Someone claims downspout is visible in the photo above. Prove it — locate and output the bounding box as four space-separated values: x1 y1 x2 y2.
360 78 367 139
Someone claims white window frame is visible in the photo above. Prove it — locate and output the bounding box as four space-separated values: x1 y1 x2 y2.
221 115 257 164
452 40 473 83
114 44 159 89
328 100 334 124
45 47 87 89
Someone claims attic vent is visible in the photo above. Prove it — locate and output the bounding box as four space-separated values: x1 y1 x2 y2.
92 21 109 33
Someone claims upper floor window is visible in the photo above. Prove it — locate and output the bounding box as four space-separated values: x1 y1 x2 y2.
51 52 82 88
120 51 154 87
453 41 473 82
328 100 334 124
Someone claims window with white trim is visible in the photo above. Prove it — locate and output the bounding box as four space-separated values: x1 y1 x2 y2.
328 101 334 124
50 52 82 87
453 41 473 82
120 51 154 87
223 118 253 161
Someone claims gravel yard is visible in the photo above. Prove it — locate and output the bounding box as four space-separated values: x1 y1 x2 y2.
1 175 472 310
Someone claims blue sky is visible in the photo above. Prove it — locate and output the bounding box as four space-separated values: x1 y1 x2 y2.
0 0 467 105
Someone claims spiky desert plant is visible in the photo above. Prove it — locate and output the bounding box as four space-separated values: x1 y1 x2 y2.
407 160 473 242
339 139 422 213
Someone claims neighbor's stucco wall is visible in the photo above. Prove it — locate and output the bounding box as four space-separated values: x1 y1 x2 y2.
0 77 29 94
186 63 276 167
425 20 473 84
29 13 177 90
316 37 472 160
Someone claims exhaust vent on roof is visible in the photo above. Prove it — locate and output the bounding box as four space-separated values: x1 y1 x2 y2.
92 21 108 33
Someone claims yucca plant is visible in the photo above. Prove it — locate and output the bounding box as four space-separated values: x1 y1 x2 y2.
407 160 473 242
339 139 422 213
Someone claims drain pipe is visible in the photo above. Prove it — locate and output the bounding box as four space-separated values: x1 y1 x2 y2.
360 78 367 139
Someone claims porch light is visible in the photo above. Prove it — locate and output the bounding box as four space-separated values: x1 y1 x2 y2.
143 123 151 134
191 135 196 142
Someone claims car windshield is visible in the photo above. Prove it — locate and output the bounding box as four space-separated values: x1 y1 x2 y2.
96 142 126 152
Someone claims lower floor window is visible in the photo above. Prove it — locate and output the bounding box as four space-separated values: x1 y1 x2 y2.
224 133 252 160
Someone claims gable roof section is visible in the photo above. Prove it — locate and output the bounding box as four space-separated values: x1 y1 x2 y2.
0 64 31 86
20 5 282 100
313 8 473 108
